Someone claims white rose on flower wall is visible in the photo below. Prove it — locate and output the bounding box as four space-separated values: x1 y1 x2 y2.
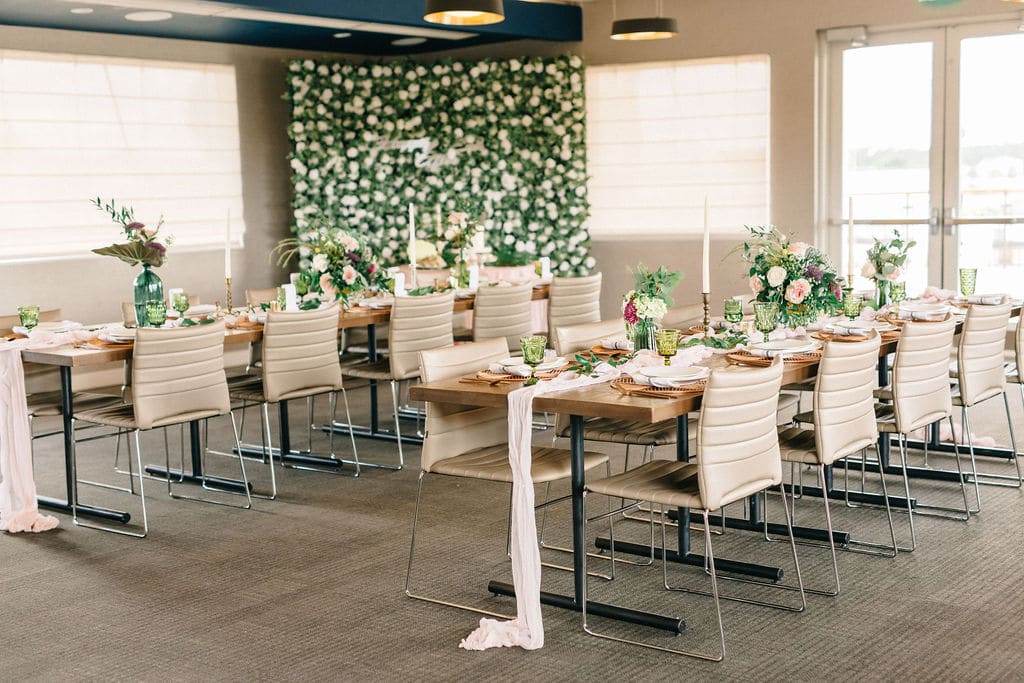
285 55 592 274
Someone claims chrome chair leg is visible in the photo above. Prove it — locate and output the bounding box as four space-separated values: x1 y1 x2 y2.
961 406 983 511
391 380 405 469
896 434 917 552
404 472 515 619
73 427 149 539
966 393 1023 488
167 413 253 509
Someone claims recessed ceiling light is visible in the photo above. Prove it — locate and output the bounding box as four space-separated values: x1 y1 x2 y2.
124 10 173 22
333 31 352 38
392 37 427 46
70 7 94 14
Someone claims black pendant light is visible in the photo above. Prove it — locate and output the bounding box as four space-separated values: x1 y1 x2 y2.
610 0 678 41
424 0 505 26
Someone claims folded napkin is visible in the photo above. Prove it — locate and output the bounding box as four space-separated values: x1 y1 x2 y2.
920 286 957 303
896 310 947 321
599 338 634 351
488 362 532 377
13 321 82 337
629 373 698 388
826 323 871 336
965 294 1005 305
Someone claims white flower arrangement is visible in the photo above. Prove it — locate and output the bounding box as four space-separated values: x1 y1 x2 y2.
285 55 591 275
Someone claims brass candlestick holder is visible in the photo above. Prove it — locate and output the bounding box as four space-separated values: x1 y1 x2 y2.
224 277 233 313
702 291 711 338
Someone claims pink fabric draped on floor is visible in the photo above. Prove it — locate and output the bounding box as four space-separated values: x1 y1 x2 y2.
459 347 712 651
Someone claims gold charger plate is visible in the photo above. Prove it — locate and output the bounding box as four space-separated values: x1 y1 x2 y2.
611 376 707 399
725 350 822 367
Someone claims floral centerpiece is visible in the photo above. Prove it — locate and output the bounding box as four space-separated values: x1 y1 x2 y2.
275 226 381 308
92 197 173 327
861 230 915 308
622 264 680 350
742 226 843 328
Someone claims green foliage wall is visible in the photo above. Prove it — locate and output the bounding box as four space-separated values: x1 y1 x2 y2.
285 55 593 274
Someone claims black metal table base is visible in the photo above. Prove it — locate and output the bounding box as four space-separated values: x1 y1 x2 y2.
487 580 685 634
781 483 915 511
235 443 347 469
142 466 252 492
322 422 423 446
593 537 784 582
833 457 969 484
37 496 130 524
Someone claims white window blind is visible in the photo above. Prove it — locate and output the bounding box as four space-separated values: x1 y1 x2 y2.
586 55 770 238
0 50 245 262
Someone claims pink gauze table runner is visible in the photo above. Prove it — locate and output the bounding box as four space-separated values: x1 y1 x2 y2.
0 329 96 533
459 346 713 651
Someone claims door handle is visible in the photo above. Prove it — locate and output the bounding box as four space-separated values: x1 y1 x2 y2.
929 208 941 236
943 207 956 236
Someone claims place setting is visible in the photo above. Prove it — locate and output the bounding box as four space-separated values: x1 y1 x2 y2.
461 335 569 385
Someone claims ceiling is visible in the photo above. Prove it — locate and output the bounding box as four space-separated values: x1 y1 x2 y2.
0 0 583 55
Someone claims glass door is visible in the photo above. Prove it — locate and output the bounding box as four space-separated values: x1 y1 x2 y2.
825 20 1024 293
945 24 1024 293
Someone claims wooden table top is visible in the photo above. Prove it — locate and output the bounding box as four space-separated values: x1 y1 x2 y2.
18 284 551 368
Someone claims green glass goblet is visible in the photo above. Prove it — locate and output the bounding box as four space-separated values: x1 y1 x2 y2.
146 300 167 328
890 281 906 304
752 301 779 336
654 328 681 366
18 305 40 330
723 298 743 326
843 293 863 320
171 291 190 319
520 335 548 386
959 268 977 297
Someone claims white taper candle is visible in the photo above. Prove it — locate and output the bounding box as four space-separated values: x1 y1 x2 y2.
701 196 711 294
847 196 855 281
224 208 232 279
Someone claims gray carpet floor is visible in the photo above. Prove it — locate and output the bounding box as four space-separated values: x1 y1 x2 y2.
4 386 1024 682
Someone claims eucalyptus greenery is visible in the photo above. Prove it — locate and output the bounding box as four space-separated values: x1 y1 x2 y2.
285 55 594 275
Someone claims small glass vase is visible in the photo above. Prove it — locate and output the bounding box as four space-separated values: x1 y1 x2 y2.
134 264 164 328
631 317 658 351
454 248 471 288
874 280 891 310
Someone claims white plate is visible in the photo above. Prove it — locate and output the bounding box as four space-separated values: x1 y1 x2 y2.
35 321 81 333
828 321 896 333
638 365 709 380
499 355 565 371
359 298 394 309
748 339 818 354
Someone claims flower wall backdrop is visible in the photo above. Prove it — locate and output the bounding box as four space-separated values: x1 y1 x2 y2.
285 55 594 275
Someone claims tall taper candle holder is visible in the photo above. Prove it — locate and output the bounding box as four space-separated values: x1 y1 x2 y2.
224 277 233 313
702 291 711 338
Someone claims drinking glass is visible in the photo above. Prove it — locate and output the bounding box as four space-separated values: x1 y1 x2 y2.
890 281 906 304
723 298 743 326
752 301 779 335
146 300 167 327
959 268 977 297
843 293 862 320
17 304 39 330
654 329 681 366
520 335 548 368
276 286 287 310
171 291 190 318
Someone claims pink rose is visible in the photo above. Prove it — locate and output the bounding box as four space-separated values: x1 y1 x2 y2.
785 278 812 304
789 241 810 258
342 265 358 285
884 266 903 282
319 273 337 300
749 275 764 294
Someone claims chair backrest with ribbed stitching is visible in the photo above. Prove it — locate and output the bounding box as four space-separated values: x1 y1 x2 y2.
132 322 229 430
696 358 783 510
957 301 1011 406
246 288 278 306
813 332 881 465
547 273 602 350
553 318 628 357
472 282 535 348
261 306 344 403
389 291 455 380
418 338 509 473
891 316 956 433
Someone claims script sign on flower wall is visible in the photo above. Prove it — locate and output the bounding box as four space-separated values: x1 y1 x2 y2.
285 55 594 274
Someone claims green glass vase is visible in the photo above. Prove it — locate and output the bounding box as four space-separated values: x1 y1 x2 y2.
631 317 658 351
134 264 164 327
874 280 891 310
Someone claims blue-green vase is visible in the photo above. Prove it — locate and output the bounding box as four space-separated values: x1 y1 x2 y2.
134 264 163 327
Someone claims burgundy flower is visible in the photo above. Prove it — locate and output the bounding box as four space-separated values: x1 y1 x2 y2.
623 299 639 325
346 250 362 264
830 281 843 301
145 241 166 258
127 222 145 231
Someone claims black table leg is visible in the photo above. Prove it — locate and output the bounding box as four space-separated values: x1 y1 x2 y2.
145 419 251 492
37 366 131 523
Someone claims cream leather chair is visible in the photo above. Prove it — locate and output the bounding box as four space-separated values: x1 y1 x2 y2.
71 322 250 538
460 281 534 348
874 317 968 551
343 291 455 469
245 288 278 306
776 332 897 597
547 272 601 351
230 306 357 497
405 339 609 617
950 301 1020 489
580 358 803 661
